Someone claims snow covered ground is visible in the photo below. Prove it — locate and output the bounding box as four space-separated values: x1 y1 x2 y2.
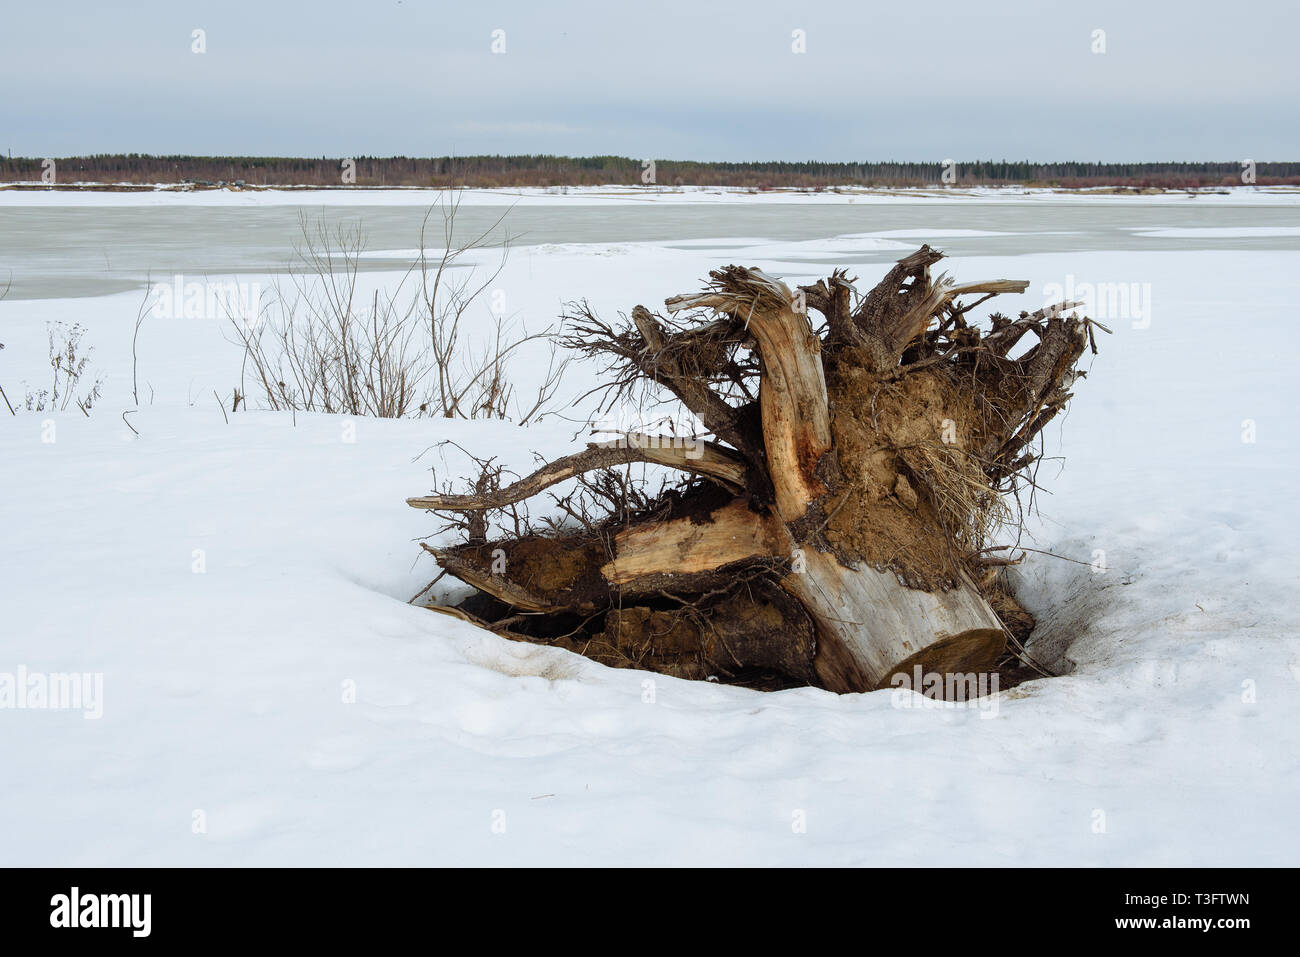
1 192 1297 865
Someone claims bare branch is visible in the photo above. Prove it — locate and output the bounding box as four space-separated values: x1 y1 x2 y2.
407 436 747 511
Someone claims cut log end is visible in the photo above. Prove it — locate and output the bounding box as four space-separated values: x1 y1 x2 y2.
872 628 1006 692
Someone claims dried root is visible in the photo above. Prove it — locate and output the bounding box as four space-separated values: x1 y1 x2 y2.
408 246 1104 694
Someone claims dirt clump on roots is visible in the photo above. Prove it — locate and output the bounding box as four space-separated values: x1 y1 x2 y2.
822 353 995 591
450 535 611 612
591 582 818 688
457 575 819 691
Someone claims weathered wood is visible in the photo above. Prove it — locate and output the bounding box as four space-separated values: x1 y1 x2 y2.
628 305 761 465
406 435 747 510
667 267 832 522
660 264 1008 689
780 549 1005 692
422 544 558 612
601 498 783 594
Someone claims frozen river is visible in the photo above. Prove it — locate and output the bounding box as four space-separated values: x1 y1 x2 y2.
3 187 1300 300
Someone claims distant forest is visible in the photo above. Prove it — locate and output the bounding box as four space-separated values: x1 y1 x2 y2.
3 155 1298 189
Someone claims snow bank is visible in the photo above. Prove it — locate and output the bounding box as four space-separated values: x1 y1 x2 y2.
1 222 1297 865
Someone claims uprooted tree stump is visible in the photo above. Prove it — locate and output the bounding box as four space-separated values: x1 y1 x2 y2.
407 245 1105 694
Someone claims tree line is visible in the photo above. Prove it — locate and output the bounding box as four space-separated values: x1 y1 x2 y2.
3 154 1297 189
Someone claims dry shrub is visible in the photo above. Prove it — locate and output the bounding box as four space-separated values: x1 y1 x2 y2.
231 195 566 421
20 321 104 415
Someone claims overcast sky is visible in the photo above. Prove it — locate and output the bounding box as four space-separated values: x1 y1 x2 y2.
3 0 1296 161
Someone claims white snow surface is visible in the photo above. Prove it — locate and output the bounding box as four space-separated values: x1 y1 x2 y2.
1 204 1298 865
